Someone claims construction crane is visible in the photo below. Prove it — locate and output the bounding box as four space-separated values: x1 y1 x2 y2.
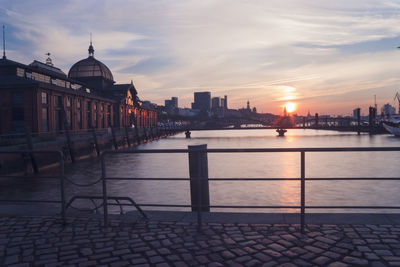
395 92 400 114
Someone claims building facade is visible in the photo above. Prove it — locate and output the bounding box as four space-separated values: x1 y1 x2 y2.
192 92 211 112
0 42 157 134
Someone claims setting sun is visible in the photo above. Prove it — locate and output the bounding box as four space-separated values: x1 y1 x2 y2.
284 102 296 113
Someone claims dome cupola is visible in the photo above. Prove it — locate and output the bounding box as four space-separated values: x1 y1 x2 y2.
68 39 114 90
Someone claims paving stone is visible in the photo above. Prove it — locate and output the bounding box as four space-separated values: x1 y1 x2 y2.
290 247 307 255
328 261 349 267
155 263 171 267
370 261 387 267
375 249 393 256
4 255 20 265
292 258 313 266
254 252 272 262
277 263 297 267
131 257 148 265
314 241 331 249
315 236 336 244
79 248 93 256
263 249 282 258
221 250 235 259
208 262 224 267
245 259 261 267
323 251 341 260
112 248 130 256
261 261 278 267
149 255 164 264
364 252 380 260
268 243 286 252
313 256 330 265
3 215 400 267
304 245 324 254
343 256 368 265
196 255 209 264
383 256 400 261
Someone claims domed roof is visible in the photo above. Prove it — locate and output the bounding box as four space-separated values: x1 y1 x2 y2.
68 41 114 83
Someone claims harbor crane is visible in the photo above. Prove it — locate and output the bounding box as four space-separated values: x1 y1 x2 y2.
395 92 400 114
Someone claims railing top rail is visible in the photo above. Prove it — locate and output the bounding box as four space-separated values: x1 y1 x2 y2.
0 150 63 157
101 147 400 156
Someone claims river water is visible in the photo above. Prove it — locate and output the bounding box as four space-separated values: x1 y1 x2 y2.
2 129 400 214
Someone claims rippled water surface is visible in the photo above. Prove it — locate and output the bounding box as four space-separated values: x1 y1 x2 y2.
3 129 400 213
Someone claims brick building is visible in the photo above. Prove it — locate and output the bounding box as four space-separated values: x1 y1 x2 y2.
0 41 157 134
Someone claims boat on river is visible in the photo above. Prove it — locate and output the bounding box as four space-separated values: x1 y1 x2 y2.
382 119 400 136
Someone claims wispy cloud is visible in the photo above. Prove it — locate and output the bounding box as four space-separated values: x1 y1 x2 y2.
1 0 400 114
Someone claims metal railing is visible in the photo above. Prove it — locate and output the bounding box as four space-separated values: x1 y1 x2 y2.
0 150 66 224
101 147 400 232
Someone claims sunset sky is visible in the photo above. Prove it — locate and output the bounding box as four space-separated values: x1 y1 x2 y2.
2 0 400 115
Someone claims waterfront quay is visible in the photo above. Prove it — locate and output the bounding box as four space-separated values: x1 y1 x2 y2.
1 212 400 266
2 130 400 266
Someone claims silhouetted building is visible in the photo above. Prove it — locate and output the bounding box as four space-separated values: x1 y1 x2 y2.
192 91 211 113
382 103 396 117
212 97 220 110
223 95 228 109
0 41 157 134
165 97 178 110
171 97 178 108
353 108 361 120
369 107 377 126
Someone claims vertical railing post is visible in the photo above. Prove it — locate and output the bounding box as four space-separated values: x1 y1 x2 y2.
92 128 100 156
111 127 118 150
59 151 66 226
188 144 210 216
124 126 131 148
197 159 203 232
101 154 108 227
300 151 305 233
65 124 75 163
25 127 38 174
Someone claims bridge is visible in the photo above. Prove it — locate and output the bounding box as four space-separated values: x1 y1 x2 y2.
186 116 387 134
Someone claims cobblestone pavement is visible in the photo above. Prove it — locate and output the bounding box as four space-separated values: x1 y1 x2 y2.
1 216 400 266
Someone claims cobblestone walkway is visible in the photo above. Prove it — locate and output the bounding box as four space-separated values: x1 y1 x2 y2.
1 216 400 266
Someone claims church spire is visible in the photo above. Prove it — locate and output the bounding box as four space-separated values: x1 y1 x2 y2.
88 33 94 57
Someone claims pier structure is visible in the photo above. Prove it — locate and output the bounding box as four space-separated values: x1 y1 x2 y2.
0 124 184 174
1 146 400 265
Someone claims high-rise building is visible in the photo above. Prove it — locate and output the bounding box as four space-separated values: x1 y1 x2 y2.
171 97 178 108
223 95 228 110
165 97 178 112
212 97 220 110
353 108 360 120
192 92 211 112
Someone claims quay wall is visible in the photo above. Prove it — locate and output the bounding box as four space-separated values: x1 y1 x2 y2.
0 127 182 174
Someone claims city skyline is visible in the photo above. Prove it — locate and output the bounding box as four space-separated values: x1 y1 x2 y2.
2 1 400 115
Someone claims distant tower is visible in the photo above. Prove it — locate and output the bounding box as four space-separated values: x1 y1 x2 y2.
2 25 6 59
283 106 287 117
45 52 53 66
88 33 94 57
247 100 250 110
